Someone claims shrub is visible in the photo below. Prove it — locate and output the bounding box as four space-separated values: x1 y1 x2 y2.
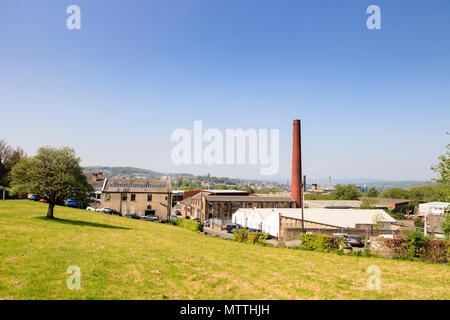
422 240 450 263
232 228 268 245
405 231 429 258
414 217 424 228
300 233 341 252
173 218 203 232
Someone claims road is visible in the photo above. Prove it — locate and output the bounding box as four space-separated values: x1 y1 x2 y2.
203 227 234 239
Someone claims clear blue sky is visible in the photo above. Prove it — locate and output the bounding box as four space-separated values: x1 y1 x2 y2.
1 0 449 181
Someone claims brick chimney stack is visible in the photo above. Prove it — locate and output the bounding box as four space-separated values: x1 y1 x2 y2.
291 120 302 209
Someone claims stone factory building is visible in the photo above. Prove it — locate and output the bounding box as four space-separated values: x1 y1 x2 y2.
101 178 172 220
85 172 172 220
180 190 296 224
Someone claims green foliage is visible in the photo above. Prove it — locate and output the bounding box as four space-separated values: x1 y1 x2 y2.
232 228 267 245
358 198 376 209
392 254 414 261
442 213 450 240
414 217 424 228
431 132 449 185
386 210 406 220
300 233 342 252
304 193 330 200
329 184 362 200
405 231 429 258
379 188 409 199
367 187 379 198
0 139 26 188
173 218 203 232
8 146 93 218
379 184 450 203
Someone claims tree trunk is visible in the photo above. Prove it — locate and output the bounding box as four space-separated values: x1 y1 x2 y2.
47 202 55 219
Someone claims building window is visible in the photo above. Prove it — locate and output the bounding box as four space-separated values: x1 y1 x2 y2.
248 202 252 208
232 202 236 209
258 202 262 208
131 194 136 201
147 205 152 210
274 203 278 208
289 202 293 208
209 202 213 210
106 193 111 201
224 202 228 209
147 194 152 201
122 193 127 201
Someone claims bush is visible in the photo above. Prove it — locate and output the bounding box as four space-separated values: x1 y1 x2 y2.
423 240 450 263
232 228 268 245
414 217 424 228
300 233 342 252
173 218 203 232
405 231 429 258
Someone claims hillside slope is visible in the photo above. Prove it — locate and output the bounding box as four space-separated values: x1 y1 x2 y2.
0 201 449 299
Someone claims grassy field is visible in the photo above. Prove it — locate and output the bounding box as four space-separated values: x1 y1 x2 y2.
0 201 449 300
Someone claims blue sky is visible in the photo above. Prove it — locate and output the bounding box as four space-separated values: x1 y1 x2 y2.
1 0 449 181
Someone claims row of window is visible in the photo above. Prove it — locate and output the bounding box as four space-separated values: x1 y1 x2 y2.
208 202 287 210
105 193 153 201
109 184 166 189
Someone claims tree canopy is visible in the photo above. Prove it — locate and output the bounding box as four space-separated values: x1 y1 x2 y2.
9 146 93 218
329 184 362 200
431 132 449 185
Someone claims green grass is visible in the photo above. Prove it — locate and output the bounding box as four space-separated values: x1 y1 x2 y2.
0 201 449 300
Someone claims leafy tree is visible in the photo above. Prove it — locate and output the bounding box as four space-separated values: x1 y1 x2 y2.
0 139 26 187
379 187 409 199
367 187 379 198
244 186 255 194
431 132 450 185
414 217 424 228
442 212 450 240
329 184 362 200
9 146 93 218
359 198 376 209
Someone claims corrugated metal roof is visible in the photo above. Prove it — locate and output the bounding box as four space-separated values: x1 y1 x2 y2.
205 195 295 202
235 208 395 229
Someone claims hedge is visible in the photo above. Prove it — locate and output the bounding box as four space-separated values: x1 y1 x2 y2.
300 233 343 252
173 218 203 232
384 231 450 263
232 228 268 245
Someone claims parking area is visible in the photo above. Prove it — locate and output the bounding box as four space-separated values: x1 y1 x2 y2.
203 227 234 239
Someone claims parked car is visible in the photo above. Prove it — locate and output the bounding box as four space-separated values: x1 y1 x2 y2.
204 219 211 227
141 215 158 221
100 207 112 214
332 233 353 250
109 209 122 216
86 206 96 211
348 235 364 247
185 216 191 219
170 215 178 221
29 195 41 201
192 218 201 223
65 199 82 209
247 228 260 233
332 233 350 239
39 198 48 203
126 213 141 219
226 224 239 233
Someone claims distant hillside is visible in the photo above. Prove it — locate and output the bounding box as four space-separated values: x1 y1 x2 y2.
83 166 165 178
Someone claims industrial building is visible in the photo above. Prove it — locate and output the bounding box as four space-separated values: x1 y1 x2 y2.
232 208 396 240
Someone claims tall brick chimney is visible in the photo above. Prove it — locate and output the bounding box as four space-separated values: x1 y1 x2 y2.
291 120 302 209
